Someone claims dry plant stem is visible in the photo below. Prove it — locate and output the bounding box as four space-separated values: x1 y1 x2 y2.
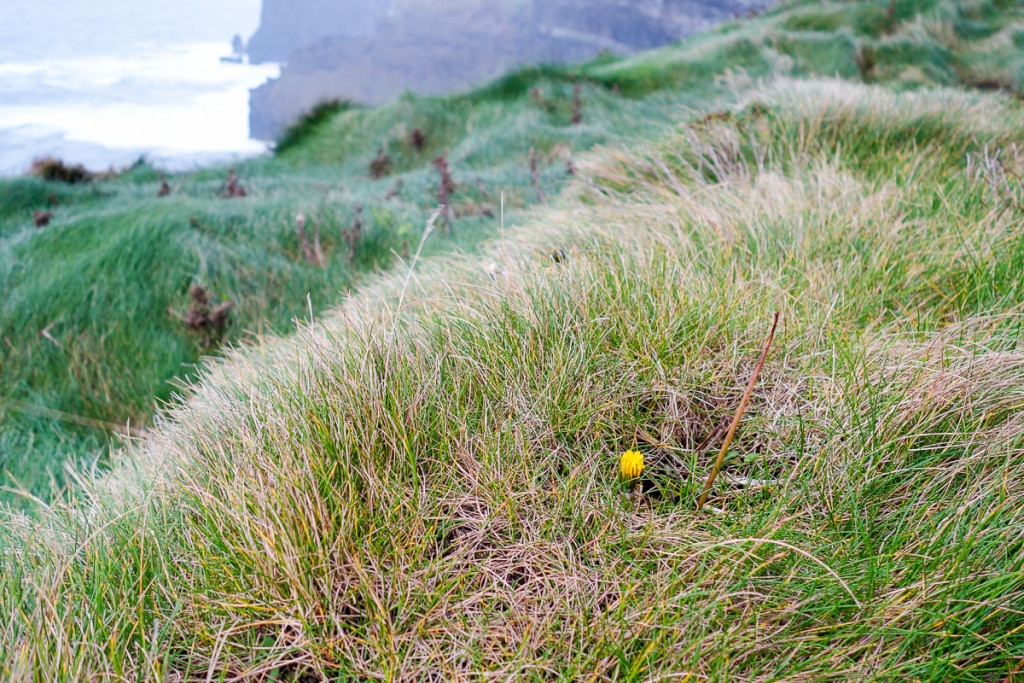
571 82 583 125
696 311 780 512
347 206 363 261
475 177 495 204
313 193 328 266
432 154 454 235
313 216 324 266
296 215 316 265
530 148 547 204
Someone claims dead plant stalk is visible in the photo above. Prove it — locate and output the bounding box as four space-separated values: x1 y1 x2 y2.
432 154 454 235
696 311 780 512
530 148 547 204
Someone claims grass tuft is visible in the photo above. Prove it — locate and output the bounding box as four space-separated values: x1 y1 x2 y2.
274 99 357 155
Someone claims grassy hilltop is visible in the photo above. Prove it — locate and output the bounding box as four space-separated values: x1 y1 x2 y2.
3 0 1024 679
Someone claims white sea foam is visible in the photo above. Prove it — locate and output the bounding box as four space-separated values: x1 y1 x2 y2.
0 2 276 176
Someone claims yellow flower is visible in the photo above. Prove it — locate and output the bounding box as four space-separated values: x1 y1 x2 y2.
620 449 644 481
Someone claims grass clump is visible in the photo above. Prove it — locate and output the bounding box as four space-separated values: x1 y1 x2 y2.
274 99 356 155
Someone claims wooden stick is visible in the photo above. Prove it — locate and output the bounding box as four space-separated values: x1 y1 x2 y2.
696 311 780 512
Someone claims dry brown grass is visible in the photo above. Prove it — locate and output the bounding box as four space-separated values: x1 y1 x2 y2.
30 157 92 184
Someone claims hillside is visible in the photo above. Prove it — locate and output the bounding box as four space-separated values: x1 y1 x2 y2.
246 0 387 63
245 0 752 65
247 0 771 139
4 0 1021 509
3 0 1024 679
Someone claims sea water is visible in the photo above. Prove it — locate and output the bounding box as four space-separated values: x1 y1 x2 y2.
0 0 278 176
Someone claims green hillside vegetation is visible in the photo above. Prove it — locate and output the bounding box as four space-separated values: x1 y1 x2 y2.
3 0 1024 678
0 0 1020 506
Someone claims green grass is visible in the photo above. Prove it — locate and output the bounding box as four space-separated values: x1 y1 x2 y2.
3 0 1024 678
2 0 1022 507
273 100 358 155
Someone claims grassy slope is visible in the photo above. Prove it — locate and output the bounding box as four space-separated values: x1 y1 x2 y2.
3 0 1021 506
3 0 1024 679
0 68 662 504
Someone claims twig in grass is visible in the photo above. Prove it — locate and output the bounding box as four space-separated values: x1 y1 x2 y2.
295 213 317 265
157 172 171 197
530 148 547 204
312 191 330 266
571 82 583 125
396 206 441 316
472 178 496 216
342 205 364 261
696 311 779 512
39 322 61 347
475 177 495 204
432 153 454 235
313 215 325 266
385 178 403 200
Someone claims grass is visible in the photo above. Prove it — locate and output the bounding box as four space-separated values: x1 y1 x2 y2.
3 0 1024 678
273 100 357 155
2 0 1022 507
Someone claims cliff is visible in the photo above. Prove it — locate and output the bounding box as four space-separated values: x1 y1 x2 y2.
531 0 744 62
249 0 772 139
246 0 391 64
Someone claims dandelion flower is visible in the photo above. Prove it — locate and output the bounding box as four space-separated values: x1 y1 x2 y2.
620 449 644 481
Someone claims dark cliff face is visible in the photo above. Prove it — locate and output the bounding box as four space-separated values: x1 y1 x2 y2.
249 0 772 139
249 0 530 140
531 0 752 61
246 0 391 64
532 0 688 61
